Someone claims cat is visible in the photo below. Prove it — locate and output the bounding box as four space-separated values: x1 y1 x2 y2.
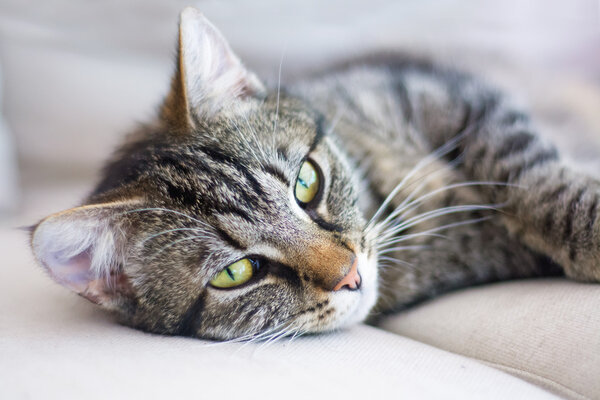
30 7 600 341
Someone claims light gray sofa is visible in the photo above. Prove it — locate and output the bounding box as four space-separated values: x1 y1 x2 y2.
1 1 599 398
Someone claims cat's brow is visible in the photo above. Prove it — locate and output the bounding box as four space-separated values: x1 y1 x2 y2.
261 164 290 185
308 116 327 152
214 225 246 251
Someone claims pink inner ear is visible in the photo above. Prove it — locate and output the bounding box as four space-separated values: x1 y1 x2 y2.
45 249 94 293
45 248 120 305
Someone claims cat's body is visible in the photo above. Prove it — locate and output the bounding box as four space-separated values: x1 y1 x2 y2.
31 8 600 340
290 61 567 315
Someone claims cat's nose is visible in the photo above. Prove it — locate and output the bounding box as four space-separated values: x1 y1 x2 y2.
333 258 361 291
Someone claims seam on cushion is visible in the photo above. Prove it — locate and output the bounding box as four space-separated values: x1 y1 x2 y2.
477 360 591 400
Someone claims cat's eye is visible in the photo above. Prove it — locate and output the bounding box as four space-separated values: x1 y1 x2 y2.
295 160 320 205
210 258 256 289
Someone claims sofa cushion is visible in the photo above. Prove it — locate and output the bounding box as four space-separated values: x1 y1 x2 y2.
379 279 600 400
0 182 558 400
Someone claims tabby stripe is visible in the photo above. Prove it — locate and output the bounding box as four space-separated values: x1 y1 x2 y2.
569 242 578 262
276 146 289 162
586 195 598 235
567 188 588 261
262 164 290 185
214 203 253 223
494 132 534 160
309 116 326 152
445 103 474 162
500 110 528 126
159 150 259 208
563 188 585 242
543 208 555 234
471 143 488 163
312 215 344 233
195 145 266 198
214 225 246 250
394 80 413 123
177 292 206 337
269 261 302 287
541 184 569 202
161 179 198 206
502 149 558 183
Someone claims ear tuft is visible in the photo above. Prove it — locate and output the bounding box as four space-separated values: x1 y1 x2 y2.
31 202 134 307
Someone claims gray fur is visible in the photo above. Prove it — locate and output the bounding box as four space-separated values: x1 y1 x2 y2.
31 13 599 341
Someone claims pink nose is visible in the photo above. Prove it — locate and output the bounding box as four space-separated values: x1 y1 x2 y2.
333 258 361 291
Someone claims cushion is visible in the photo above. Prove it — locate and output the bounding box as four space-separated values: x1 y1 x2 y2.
380 280 600 400
0 181 558 400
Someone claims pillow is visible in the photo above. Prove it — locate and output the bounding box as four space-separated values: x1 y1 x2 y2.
379 279 600 400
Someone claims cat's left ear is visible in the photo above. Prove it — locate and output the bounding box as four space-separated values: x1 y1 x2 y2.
30 201 139 309
162 7 265 129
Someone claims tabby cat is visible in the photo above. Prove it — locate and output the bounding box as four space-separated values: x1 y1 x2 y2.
30 8 600 340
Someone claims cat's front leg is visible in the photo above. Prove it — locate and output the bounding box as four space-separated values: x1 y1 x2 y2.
456 101 600 282
398 64 600 282
478 155 600 282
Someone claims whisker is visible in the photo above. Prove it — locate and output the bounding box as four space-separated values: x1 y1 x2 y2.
379 205 497 240
366 132 466 230
272 47 286 136
377 181 514 234
375 232 447 249
122 207 210 228
152 234 211 258
378 216 491 249
377 255 416 269
141 227 209 245
377 245 430 255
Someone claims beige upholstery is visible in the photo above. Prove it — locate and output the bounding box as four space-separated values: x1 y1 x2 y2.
380 281 600 400
0 194 558 399
1 1 599 398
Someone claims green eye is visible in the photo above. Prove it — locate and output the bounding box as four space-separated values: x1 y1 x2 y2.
295 161 320 204
210 258 254 288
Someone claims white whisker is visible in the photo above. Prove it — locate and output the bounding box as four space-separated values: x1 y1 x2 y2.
366 133 465 230
377 255 416 269
152 234 211 258
272 47 286 136
377 181 513 234
141 227 209 245
377 216 491 249
379 205 497 240
377 245 430 255
123 207 210 228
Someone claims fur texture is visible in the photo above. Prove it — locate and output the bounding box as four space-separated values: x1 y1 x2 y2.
31 8 599 341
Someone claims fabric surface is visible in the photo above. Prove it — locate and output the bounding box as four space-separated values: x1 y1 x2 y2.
380 280 600 400
1 2 599 399
0 211 557 399
0 181 559 400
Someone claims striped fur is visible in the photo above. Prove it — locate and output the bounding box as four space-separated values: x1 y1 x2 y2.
31 10 599 340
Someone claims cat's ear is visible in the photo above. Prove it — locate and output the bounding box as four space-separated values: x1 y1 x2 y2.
162 7 265 129
31 201 139 308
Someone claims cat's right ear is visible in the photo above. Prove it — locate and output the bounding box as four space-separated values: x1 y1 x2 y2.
161 7 265 130
30 200 140 309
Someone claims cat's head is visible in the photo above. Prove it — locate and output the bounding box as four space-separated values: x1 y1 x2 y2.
30 8 379 340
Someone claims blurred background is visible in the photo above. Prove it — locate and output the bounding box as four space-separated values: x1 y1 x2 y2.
0 0 598 224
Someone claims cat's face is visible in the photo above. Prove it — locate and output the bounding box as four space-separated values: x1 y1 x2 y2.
31 9 379 340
